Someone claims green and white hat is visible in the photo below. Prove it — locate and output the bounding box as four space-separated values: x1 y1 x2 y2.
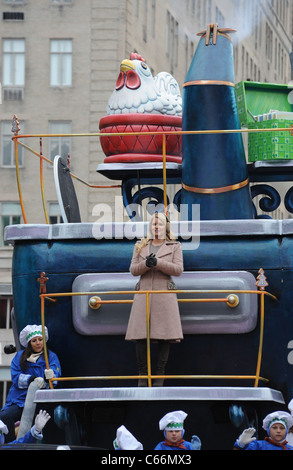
19 324 48 347
159 410 187 431
262 411 293 434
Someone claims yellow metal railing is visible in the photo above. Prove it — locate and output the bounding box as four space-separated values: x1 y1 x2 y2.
39 288 277 390
10 115 280 388
10 114 293 225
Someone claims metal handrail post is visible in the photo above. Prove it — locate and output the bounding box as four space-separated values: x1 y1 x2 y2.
40 295 54 389
254 291 265 387
146 292 152 387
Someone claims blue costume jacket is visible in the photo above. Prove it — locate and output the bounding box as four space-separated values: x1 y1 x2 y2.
0 426 43 447
1 349 61 410
154 440 193 450
234 439 293 450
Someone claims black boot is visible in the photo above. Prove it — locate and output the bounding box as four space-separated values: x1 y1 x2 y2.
153 341 170 387
136 340 148 387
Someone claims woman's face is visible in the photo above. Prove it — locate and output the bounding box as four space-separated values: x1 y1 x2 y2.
30 336 44 353
151 216 167 240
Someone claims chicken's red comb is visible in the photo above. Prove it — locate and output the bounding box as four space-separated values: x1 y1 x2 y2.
129 52 146 63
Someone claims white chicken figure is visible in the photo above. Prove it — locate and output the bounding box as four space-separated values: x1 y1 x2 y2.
106 53 182 116
154 71 182 116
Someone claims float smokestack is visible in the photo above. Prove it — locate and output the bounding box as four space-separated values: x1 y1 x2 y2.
181 24 253 220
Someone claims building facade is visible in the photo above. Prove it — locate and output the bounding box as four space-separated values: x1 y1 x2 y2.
0 0 292 403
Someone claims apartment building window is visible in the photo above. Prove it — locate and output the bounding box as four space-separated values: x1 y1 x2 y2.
279 46 285 81
190 41 194 64
3 0 24 4
2 39 25 87
191 0 195 16
143 0 147 42
259 11 263 48
185 34 189 74
1 121 23 167
166 11 170 55
265 23 273 62
50 39 72 87
49 121 71 161
0 297 13 329
151 0 155 38
1 202 21 246
254 5 258 50
49 203 63 224
166 11 178 74
203 0 207 26
246 51 249 77
51 0 72 4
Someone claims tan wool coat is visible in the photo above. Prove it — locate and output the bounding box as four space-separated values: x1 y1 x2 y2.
125 240 184 341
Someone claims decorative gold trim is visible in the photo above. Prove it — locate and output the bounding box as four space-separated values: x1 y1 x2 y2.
199 31 234 44
182 178 249 194
196 24 236 44
200 27 236 35
183 79 235 88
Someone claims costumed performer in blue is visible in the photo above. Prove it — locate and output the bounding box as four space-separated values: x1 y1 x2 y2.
0 324 61 442
286 398 293 445
233 411 293 450
0 410 50 446
154 410 201 450
113 425 143 450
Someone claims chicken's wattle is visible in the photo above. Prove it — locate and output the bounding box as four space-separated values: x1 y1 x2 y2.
116 71 141 90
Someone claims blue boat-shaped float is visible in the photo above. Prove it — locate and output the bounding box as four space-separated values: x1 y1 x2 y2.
4 24 293 450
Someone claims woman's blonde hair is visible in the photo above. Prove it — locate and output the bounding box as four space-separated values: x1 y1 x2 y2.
135 212 176 253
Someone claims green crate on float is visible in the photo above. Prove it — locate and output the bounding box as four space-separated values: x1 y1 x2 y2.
235 81 293 162
247 119 293 161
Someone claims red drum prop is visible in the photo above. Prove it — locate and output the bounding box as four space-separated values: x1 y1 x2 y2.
99 114 182 163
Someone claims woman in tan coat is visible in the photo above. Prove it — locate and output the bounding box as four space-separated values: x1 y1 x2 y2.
126 212 183 386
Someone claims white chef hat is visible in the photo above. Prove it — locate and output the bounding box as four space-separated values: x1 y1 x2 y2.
19 324 48 347
113 425 143 450
262 411 293 434
288 399 293 415
159 410 187 431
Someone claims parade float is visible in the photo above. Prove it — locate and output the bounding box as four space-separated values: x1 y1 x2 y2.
4 24 293 450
